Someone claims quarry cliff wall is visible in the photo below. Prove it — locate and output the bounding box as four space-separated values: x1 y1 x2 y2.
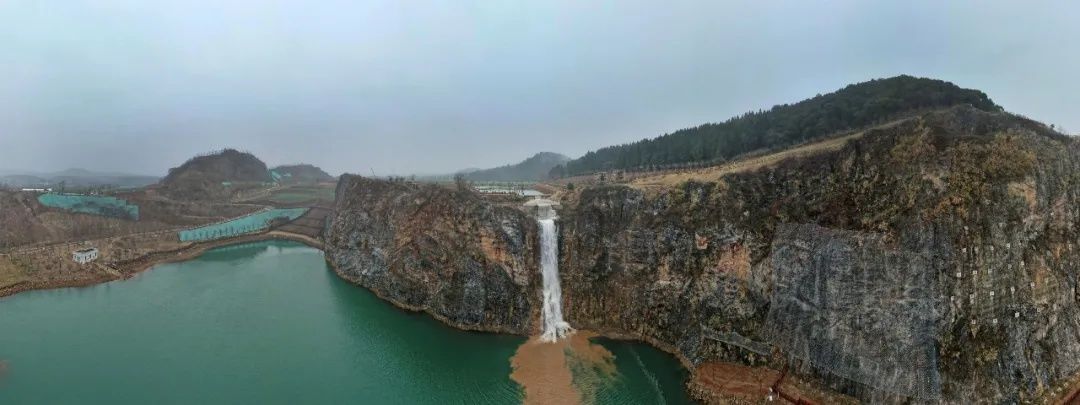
325 177 540 334
326 106 1080 403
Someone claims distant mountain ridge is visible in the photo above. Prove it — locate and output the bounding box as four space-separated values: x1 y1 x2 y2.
557 75 1000 176
461 152 569 182
0 168 159 189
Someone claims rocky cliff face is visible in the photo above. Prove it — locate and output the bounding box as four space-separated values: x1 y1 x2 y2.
326 106 1080 403
324 177 540 334
557 106 1080 402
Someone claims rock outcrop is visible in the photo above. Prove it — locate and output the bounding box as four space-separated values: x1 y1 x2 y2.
324 176 540 334
556 106 1080 402
326 106 1080 403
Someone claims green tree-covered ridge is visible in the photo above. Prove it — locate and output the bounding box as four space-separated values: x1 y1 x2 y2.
462 152 569 182
554 75 999 177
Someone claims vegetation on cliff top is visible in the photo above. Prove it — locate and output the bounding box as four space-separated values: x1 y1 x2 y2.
554 75 1000 177
462 152 570 182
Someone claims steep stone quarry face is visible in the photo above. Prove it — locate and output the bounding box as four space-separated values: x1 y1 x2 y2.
767 224 942 400
325 107 1080 403
554 107 1080 403
325 176 541 334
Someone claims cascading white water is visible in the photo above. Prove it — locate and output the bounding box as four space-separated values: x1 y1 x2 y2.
538 207 573 342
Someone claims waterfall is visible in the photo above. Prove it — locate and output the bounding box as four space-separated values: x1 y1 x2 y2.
538 208 573 342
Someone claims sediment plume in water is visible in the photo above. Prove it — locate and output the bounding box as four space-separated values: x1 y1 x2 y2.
538 210 572 342
510 331 616 405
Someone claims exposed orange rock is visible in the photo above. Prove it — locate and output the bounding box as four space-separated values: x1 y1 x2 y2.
691 362 778 403
690 362 852 405
715 243 751 281
1008 179 1038 211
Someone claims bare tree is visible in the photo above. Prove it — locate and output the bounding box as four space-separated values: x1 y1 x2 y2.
454 173 470 191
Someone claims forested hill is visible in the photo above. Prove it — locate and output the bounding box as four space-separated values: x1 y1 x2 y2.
272 164 334 183
162 149 270 185
462 152 569 182
555 75 1000 177
159 149 270 200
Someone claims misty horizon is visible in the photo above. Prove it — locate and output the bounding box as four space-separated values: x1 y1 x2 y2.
2 1 1078 176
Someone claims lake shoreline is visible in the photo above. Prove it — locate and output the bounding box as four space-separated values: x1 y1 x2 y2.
3 231 700 366
0 230 323 300
1 233 713 403
322 241 717 403
323 252 536 337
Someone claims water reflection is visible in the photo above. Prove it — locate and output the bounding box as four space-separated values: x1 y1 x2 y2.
0 240 689 405
194 242 277 263
323 259 527 404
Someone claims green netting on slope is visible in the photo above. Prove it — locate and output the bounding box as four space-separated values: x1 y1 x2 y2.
178 208 308 242
269 170 292 182
37 193 140 220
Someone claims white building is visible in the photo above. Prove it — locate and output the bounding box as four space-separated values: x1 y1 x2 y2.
72 247 99 264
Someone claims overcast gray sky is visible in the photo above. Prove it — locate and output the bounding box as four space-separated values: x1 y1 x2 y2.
1 1 1077 176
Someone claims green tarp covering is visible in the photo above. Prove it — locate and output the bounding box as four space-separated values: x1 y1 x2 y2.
37 193 139 220
178 208 308 242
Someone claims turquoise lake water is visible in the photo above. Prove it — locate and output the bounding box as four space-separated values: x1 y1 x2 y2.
0 240 690 404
